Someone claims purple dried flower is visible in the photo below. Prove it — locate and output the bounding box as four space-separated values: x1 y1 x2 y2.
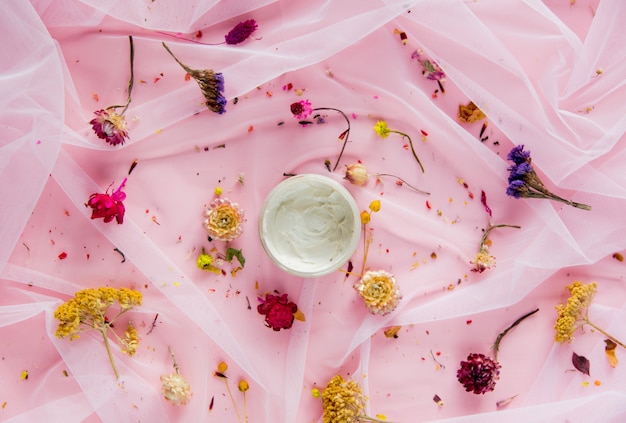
506 179 526 198
506 144 531 164
457 353 501 394
225 19 258 45
507 162 533 182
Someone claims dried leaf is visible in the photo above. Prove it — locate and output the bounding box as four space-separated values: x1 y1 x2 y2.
496 394 518 407
572 352 590 376
225 247 245 268
293 309 306 322
384 326 402 338
605 339 619 368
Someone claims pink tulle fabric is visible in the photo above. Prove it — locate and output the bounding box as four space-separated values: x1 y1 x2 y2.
2 0 626 422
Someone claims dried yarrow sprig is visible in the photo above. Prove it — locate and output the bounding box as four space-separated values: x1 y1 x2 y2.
457 308 538 394
257 292 299 331
412 49 446 93
554 281 625 348
321 375 395 423
203 198 245 241
374 120 425 173
470 191 520 273
290 100 351 171
89 36 135 146
86 178 128 224
54 287 142 379
158 20 258 46
506 145 591 210
344 163 430 195
161 347 192 406
162 42 227 114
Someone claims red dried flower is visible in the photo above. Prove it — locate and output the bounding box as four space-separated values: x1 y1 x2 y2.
225 19 258 45
87 178 128 224
457 353 501 394
257 292 298 331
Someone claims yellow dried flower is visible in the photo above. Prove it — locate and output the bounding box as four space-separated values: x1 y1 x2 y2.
161 373 192 406
203 198 245 241
360 211 371 225
217 361 228 374
354 270 402 316
470 247 496 273
197 249 221 273
458 101 486 123
53 287 142 379
369 200 381 213
238 379 249 392
322 375 366 423
121 323 139 356
554 281 597 343
374 121 390 138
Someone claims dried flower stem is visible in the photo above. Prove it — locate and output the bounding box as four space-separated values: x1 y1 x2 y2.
100 328 120 379
524 180 591 210
222 379 242 423
583 315 626 349
162 42 194 74
108 36 135 115
480 224 521 249
376 173 430 195
313 107 350 171
242 391 249 423
492 308 539 361
388 130 424 173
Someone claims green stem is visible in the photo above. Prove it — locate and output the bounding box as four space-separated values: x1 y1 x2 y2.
492 308 539 361
390 130 425 173
376 173 430 196
527 180 591 211
162 42 193 74
313 107 351 171
109 36 135 115
100 328 120 379
583 318 626 349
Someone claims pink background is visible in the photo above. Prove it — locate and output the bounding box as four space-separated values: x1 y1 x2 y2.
2 0 626 422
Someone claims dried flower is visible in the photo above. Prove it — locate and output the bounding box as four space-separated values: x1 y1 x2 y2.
354 270 402 316
161 348 191 406
360 211 371 225
345 163 370 187
457 353 501 394
257 292 298 331
458 101 486 123
213 361 243 422
90 36 135 146
257 295 292 323
121 322 139 356
412 49 446 92
368 200 381 213
238 379 249 392
321 375 392 423
554 281 625 348
506 145 591 210
225 19 258 44
290 100 350 171
470 247 496 273
373 120 424 173
197 248 221 273
90 109 129 146
203 198 245 241
87 178 128 224
54 287 142 379
162 43 227 114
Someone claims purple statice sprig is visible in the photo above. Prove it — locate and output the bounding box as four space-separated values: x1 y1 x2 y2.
505 145 591 210
157 19 258 46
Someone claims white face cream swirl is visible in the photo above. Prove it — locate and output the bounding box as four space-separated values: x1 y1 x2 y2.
259 174 361 277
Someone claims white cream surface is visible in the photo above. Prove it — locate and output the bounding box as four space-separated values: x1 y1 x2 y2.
259 175 360 277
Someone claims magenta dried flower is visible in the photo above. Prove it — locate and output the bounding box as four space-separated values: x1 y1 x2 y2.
225 19 258 45
457 353 501 394
290 100 313 120
87 178 128 224
257 292 298 331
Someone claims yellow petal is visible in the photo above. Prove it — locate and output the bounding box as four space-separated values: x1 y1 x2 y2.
605 339 619 368
294 309 306 322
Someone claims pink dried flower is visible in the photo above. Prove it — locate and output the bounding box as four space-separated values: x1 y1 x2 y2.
90 109 129 146
345 163 370 187
257 292 298 331
203 198 245 241
86 179 128 224
290 100 313 120
225 19 258 45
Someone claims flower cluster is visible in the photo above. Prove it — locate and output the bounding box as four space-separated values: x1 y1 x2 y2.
321 375 391 423
161 348 192 406
373 120 424 173
54 287 142 378
86 178 128 224
203 198 245 241
224 19 258 45
353 270 403 316
290 100 350 171
162 43 227 114
457 353 501 395
554 281 625 348
257 292 298 331
90 36 135 146
506 145 591 210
